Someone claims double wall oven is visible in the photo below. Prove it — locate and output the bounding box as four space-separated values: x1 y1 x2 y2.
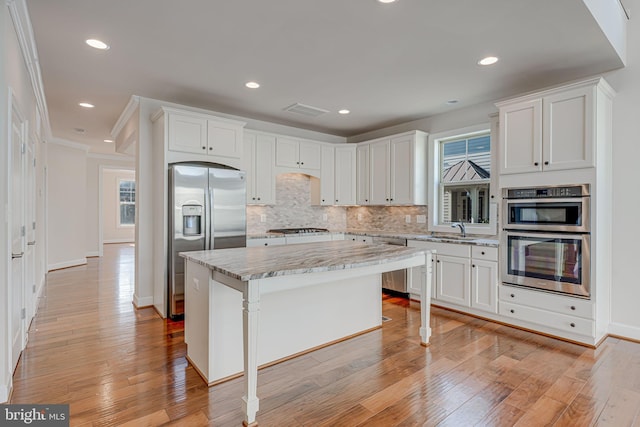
502 185 590 298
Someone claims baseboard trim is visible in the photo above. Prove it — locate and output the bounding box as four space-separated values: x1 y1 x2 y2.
133 295 154 309
608 322 640 342
0 380 10 403
47 258 87 272
104 239 135 244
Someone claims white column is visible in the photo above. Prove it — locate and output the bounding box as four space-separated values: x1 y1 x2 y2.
241 280 260 426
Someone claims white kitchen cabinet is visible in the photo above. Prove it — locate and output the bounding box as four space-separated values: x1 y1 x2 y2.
436 254 471 307
165 108 244 160
285 234 333 245
497 78 612 175
334 145 356 205
244 132 276 205
407 240 498 314
318 145 335 205
361 131 427 205
356 145 370 205
275 137 321 170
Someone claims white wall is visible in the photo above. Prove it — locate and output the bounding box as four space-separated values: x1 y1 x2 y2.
85 154 135 256
604 0 640 339
102 168 135 244
46 140 88 270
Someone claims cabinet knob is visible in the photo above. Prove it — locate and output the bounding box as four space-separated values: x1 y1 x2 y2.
481 251 485 255
252 197 256 200
570 306 576 311
472 264 476 268
365 199 368 202
296 161 300 165
437 260 440 263
570 323 576 328
534 162 539 166
510 293 515 298
491 195 495 199
209 147 213 150
301 162 304 165
257 197 261 201
264 243 268 246
336 200 339 202
510 309 515 314
544 161 549 165
322 199 325 202
202 146 206 150
390 198 393 201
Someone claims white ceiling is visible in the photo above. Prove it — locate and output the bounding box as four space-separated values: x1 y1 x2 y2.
26 0 624 153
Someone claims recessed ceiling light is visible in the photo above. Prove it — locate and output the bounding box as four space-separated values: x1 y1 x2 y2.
245 81 260 89
378 0 397 3
338 109 350 115
79 102 95 108
104 139 114 143
478 56 499 66
85 39 110 50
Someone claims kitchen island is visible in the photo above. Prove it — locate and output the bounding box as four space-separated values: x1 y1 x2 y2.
180 240 433 426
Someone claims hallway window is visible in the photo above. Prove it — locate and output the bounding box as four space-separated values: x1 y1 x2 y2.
119 180 136 226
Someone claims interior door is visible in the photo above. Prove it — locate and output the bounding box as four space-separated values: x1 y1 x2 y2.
10 99 26 372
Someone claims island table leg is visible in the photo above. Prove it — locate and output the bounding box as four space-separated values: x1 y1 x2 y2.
242 281 260 426
420 251 433 346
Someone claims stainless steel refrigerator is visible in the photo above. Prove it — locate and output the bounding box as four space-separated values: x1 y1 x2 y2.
168 163 246 319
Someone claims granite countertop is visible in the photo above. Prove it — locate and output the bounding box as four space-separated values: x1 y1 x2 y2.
248 229 499 247
180 240 427 281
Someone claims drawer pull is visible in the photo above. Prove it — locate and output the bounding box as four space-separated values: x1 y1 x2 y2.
510 294 515 298
570 323 576 328
481 251 485 255
570 306 576 311
264 243 268 246
510 309 515 314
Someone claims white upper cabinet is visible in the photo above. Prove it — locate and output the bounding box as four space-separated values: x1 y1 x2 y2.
244 132 276 205
359 131 427 206
275 137 321 170
356 145 370 205
498 78 611 175
312 144 356 206
334 145 356 205
156 107 246 169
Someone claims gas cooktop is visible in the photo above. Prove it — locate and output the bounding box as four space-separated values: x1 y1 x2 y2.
267 228 330 234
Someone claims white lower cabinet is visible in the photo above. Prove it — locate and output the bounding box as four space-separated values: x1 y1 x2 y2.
345 234 373 243
498 285 595 340
246 237 286 247
408 240 498 315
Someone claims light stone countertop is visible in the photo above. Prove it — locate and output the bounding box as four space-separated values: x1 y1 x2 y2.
180 240 427 282
247 229 499 247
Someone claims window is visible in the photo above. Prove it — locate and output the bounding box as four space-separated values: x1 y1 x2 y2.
439 133 491 225
119 180 136 226
428 124 496 236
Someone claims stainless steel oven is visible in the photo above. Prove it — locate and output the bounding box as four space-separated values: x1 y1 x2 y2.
502 185 591 298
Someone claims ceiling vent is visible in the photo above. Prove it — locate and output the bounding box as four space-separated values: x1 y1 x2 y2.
283 103 329 117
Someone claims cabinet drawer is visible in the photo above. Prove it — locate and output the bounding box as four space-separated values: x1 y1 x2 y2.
499 301 594 337
499 285 593 319
247 237 286 247
471 246 498 261
429 241 471 258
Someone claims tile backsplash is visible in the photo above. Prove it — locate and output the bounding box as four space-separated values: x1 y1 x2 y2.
246 172 430 234
346 205 429 234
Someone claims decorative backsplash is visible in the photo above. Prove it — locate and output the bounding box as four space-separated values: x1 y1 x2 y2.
246 172 430 234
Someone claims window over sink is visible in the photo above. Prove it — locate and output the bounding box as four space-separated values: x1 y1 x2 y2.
428 123 496 236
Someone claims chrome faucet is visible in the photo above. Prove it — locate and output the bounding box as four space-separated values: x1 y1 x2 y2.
451 222 466 237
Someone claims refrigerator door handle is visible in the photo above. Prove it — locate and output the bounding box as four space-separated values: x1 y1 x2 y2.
207 186 214 250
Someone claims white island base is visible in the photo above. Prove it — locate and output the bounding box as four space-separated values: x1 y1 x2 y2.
185 262 385 385
181 241 432 426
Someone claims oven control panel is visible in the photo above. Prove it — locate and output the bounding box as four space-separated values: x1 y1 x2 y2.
504 185 588 199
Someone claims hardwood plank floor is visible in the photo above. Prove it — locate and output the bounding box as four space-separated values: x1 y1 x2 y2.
10 243 640 426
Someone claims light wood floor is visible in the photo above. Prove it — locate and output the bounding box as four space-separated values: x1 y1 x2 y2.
10 243 640 426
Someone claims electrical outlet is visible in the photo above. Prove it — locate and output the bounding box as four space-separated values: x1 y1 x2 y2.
322 213 328 221
416 215 427 224
357 213 363 221
260 214 267 223
405 215 411 223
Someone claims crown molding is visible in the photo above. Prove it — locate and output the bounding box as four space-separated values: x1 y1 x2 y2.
7 0 52 141
111 95 140 139
49 137 91 153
